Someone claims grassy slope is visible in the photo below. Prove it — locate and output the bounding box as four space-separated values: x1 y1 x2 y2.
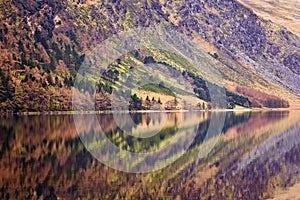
140 84 175 97
0 0 299 111
162 0 300 107
237 0 300 36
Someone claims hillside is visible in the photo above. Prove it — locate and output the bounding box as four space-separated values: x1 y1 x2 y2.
237 0 300 36
0 0 299 112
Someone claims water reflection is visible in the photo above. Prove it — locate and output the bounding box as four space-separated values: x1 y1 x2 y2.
0 111 299 199
74 111 226 173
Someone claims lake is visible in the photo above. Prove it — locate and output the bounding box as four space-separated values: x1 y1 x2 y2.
0 111 300 199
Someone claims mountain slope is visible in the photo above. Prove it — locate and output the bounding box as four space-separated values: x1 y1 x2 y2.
0 0 299 112
237 0 300 36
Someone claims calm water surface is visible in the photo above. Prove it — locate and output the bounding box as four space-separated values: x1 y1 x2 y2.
0 111 300 199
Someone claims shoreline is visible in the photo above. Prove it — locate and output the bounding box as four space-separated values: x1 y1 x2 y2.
0 107 299 116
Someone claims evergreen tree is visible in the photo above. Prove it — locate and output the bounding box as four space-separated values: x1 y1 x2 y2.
158 97 162 104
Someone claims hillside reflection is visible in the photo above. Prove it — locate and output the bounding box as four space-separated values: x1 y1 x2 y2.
0 111 299 199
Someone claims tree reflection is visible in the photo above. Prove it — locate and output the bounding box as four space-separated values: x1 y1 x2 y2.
0 111 298 199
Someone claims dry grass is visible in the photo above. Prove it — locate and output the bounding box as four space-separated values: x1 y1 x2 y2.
237 0 300 36
268 182 300 200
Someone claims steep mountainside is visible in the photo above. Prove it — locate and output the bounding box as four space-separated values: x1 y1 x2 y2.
0 0 299 112
237 0 300 36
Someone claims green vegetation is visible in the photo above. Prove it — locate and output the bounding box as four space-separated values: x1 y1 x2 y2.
226 90 251 108
129 94 142 110
0 0 297 112
0 68 13 102
140 83 175 97
143 56 156 64
106 125 179 153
